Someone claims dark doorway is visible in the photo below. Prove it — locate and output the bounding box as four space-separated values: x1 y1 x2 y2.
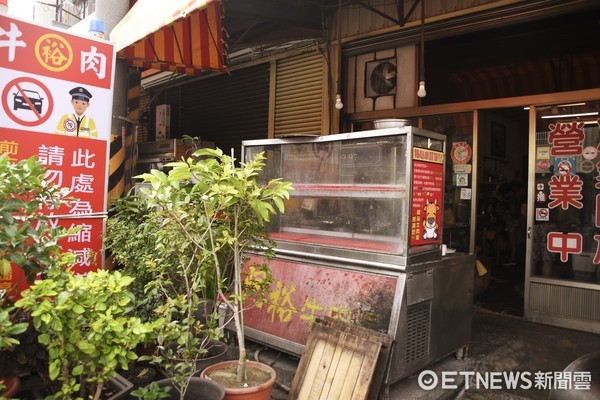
474 107 529 316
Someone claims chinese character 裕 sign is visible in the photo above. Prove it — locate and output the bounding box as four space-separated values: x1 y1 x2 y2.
0 15 115 275
0 15 114 139
243 255 397 347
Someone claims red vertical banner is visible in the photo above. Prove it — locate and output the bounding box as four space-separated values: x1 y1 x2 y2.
410 147 445 247
0 15 114 275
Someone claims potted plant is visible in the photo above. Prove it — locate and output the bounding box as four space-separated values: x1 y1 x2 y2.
116 150 233 400
0 154 158 400
105 194 167 326
0 305 28 398
138 148 292 399
131 147 291 399
0 154 76 292
15 267 157 400
0 154 77 393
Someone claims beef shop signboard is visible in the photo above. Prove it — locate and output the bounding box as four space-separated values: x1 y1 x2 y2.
243 255 398 347
0 15 115 277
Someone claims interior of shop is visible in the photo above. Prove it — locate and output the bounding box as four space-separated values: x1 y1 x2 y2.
424 107 529 316
475 108 529 316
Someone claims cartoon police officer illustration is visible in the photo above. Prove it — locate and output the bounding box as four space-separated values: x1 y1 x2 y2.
55 86 98 138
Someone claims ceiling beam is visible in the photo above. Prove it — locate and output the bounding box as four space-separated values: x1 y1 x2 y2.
348 0 421 27
225 0 322 29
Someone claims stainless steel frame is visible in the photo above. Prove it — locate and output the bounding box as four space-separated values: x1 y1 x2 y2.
241 127 475 385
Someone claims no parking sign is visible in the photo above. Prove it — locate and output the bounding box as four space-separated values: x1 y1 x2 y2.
2 76 54 126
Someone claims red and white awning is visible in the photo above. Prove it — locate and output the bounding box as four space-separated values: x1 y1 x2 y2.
110 0 226 75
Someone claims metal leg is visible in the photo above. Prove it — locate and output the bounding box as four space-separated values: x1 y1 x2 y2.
378 384 390 400
455 345 469 360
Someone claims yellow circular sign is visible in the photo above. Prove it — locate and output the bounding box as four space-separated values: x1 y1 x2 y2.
35 34 73 72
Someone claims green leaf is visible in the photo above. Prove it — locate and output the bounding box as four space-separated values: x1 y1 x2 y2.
50 317 63 332
38 333 50 345
40 313 51 325
72 364 84 376
49 360 59 380
72 304 85 314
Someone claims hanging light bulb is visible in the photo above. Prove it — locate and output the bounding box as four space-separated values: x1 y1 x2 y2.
335 93 344 110
417 81 426 98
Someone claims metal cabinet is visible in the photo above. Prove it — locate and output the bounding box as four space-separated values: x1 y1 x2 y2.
241 127 474 384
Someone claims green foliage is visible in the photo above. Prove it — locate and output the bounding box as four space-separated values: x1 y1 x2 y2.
15 268 156 400
131 381 172 400
0 154 76 283
0 307 27 351
105 194 165 323
136 147 292 384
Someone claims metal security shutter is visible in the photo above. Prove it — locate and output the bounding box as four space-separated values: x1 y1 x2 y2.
137 89 152 142
274 52 326 136
159 64 270 161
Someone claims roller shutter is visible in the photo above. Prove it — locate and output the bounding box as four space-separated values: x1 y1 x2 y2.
160 64 270 160
274 52 326 136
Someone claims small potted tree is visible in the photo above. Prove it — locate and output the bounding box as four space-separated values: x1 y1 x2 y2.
123 151 235 400
153 148 291 399
0 154 76 392
15 267 158 400
132 148 291 399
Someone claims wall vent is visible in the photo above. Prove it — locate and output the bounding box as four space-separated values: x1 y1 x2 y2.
405 301 431 365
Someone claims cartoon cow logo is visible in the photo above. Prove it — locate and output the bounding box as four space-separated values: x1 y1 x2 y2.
422 199 440 240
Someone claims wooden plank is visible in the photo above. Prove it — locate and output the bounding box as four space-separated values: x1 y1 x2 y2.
350 339 383 399
337 342 367 399
290 318 391 400
296 338 326 399
308 329 343 399
319 332 355 400
292 325 328 400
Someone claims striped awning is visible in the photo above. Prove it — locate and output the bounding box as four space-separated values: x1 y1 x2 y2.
110 0 226 75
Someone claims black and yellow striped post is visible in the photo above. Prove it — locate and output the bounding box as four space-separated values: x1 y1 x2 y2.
107 68 141 206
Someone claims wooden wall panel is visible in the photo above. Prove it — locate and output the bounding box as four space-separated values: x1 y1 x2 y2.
355 53 374 113
395 45 417 108
345 45 417 113
337 0 507 40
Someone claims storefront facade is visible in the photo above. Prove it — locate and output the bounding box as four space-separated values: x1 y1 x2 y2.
116 0 600 332
346 92 600 333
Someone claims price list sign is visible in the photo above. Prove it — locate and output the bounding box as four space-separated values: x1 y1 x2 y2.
410 147 445 247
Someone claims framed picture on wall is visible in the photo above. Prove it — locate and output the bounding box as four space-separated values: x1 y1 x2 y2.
490 122 506 159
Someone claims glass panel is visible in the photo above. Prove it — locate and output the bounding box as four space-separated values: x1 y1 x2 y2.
244 128 445 259
422 113 474 253
244 134 408 255
532 100 600 283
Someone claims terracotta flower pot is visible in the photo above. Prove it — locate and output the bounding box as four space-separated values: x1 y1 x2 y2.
1 375 20 398
200 360 276 400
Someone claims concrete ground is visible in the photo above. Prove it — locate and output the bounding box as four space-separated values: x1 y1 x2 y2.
254 307 600 400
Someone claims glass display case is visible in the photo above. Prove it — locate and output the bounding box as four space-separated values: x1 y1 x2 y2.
241 127 474 386
243 126 446 267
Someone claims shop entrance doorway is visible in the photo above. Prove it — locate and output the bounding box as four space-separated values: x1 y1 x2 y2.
474 107 529 316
